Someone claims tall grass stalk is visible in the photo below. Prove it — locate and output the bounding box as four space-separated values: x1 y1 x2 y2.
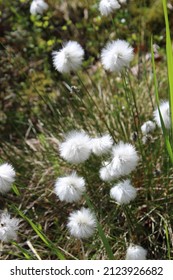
84 193 114 260
162 0 173 138
151 37 173 164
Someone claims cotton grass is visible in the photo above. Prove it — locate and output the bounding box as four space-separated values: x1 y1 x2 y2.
0 163 15 194
101 40 134 72
52 41 84 74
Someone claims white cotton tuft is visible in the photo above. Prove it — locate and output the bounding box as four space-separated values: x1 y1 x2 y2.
59 131 92 164
141 120 156 135
52 41 84 73
99 0 120 16
110 142 139 178
101 39 134 72
0 163 16 194
153 101 170 129
99 162 114 181
0 212 20 242
126 244 147 260
67 207 97 239
110 180 137 205
30 0 48 16
91 134 113 156
54 172 86 203
99 142 139 182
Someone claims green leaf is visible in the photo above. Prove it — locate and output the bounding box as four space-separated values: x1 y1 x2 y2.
151 37 173 164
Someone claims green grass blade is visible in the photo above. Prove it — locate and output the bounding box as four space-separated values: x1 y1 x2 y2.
151 37 173 164
164 222 171 260
12 184 20 196
84 193 114 260
12 241 33 260
14 207 66 260
162 0 173 134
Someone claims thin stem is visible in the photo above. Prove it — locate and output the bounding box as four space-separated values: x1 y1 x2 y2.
76 73 117 142
84 193 115 260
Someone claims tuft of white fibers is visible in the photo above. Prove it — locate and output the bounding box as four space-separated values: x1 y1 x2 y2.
59 131 92 164
30 0 48 16
153 101 170 129
141 120 156 135
52 41 84 73
110 179 137 205
0 163 15 194
101 39 134 72
99 142 139 181
67 207 97 239
91 134 113 156
0 212 20 242
110 142 139 178
126 244 147 260
99 163 112 181
99 0 120 16
54 172 86 203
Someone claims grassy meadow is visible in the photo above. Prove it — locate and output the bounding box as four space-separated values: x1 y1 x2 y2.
0 0 173 260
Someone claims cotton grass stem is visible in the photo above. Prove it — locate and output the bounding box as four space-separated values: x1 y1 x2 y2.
121 204 135 236
162 0 173 138
151 37 173 164
76 73 117 142
84 193 114 260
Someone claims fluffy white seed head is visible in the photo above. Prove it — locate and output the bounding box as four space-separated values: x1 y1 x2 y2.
99 143 139 182
126 244 147 260
99 162 114 181
153 101 170 129
91 134 113 156
99 0 120 16
67 207 97 239
30 0 48 16
101 39 134 72
110 179 137 205
52 41 84 73
0 163 15 194
0 212 20 242
54 172 86 203
59 131 92 164
141 120 156 135
110 142 139 178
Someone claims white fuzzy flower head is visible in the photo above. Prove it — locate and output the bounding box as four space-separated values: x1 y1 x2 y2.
0 212 20 242
99 143 139 182
141 120 156 135
101 39 134 72
110 142 139 178
126 244 147 260
99 0 120 16
153 101 170 129
52 41 84 74
110 180 137 205
59 131 91 164
0 163 15 194
54 172 86 203
99 162 114 181
30 0 48 16
91 134 113 156
67 208 97 239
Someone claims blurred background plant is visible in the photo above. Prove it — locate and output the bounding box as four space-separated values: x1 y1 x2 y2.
1 0 173 260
